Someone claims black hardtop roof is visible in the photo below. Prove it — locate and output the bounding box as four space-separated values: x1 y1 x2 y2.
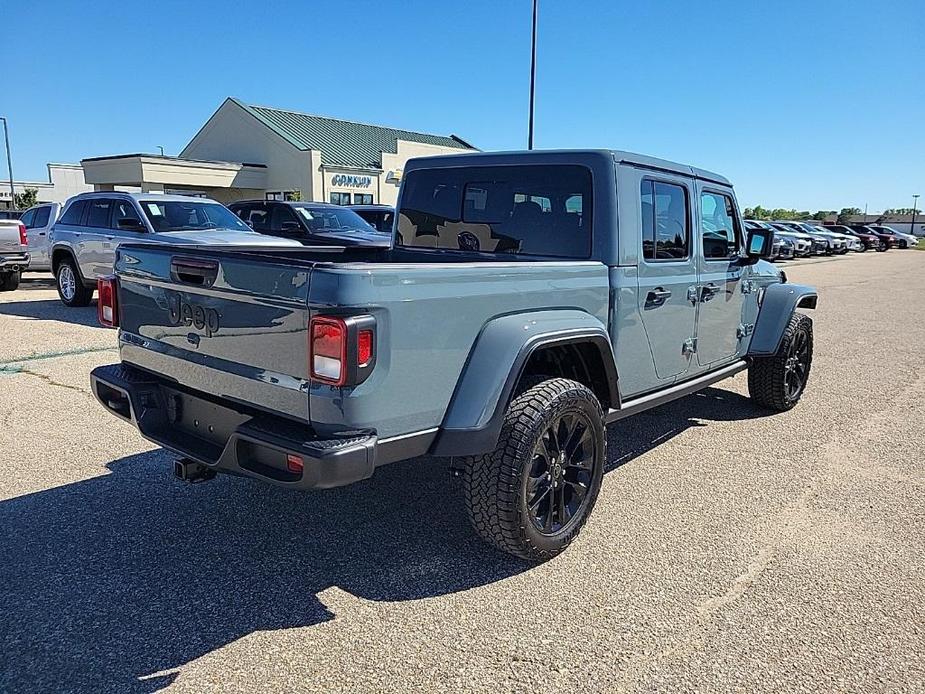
402 149 731 186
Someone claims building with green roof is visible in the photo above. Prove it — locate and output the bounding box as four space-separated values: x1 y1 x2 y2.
81 97 476 206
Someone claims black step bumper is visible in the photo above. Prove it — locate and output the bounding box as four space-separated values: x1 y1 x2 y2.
90 363 377 490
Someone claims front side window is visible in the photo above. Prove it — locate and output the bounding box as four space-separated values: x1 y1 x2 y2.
86 199 113 228
270 204 301 231
700 191 740 259
640 180 689 260
140 200 252 232
396 164 592 258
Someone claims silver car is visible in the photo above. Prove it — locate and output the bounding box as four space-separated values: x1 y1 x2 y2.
50 192 302 307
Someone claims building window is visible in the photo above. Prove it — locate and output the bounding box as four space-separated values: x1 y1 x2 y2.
354 194 373 205
330 192 352 205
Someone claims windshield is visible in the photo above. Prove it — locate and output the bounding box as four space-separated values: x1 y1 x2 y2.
140 200 252 232
293 206 380 234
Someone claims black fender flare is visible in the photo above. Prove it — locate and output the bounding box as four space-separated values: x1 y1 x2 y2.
431 309 618 457
748 282 817 357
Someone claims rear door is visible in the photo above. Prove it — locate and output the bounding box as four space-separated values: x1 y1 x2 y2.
695 186 746 368
635 172 698 381
26 205 54 269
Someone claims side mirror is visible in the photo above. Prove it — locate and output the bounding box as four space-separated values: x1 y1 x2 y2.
744 227 774 263
117 217 145 232
280 220 301 233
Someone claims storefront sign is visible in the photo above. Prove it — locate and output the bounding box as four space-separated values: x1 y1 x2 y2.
331 174 372 188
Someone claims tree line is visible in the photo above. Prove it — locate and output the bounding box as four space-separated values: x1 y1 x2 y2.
742 205 914 224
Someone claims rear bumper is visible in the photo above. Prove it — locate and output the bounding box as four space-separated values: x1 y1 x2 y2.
0 253 29 271
90 363 377 490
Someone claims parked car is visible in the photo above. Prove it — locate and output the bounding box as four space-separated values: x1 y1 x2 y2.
349 204 395 233
745 220 794 260
794 223 849 254
0 216 28 290
870 225 916 249
826 224 877 252
769 223 816 256
19 202 62 271
807 224 861 252
50 192 303 307
229 200 390 248
90 149 817 561
847 225 891 251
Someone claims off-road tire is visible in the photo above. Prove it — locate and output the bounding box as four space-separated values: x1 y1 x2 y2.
748 312 813 412
463 377 605 562
56 257 93 307
0 271 20 291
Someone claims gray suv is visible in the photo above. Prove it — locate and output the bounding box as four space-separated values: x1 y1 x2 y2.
50 192 300 306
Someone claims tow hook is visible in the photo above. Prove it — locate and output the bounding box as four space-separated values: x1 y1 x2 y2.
174 458 216 483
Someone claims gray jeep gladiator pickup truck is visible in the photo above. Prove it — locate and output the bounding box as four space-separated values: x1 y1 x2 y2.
90 150 817 561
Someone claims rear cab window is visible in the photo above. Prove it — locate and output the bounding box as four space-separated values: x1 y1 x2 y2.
396 165 593 258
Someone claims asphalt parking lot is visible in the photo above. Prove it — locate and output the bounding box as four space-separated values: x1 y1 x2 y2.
1 251 923 693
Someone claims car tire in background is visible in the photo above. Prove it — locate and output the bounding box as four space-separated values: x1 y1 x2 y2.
748 312 813 412
0 271 20 292
55 257 93 307
877 241 888 252
464 377 605 561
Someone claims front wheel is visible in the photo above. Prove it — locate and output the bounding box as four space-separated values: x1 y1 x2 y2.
877 241 887 252
748 313 813 412
55 258 93 307
464 378 605 561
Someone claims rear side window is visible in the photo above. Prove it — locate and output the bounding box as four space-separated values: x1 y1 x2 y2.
60 200 87 225
396 165 592 258
34 206 51 228
640 180 689 260
86 199 113 228
700 191 740 259
20 209 36 228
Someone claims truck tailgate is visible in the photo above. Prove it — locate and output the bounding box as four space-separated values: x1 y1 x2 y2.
114 245 312 422
0 220 24 253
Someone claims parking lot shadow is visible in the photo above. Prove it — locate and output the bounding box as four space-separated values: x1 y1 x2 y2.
605 386 771 471
0 299 101 328
0 450 529 693
0 384 770 692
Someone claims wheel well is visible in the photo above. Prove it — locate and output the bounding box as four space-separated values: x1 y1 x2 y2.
519 341 616 410
51 248 73 275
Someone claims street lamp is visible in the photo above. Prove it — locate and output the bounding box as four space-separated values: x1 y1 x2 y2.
912 194 920 237
527 0 538 150
0 117 13 211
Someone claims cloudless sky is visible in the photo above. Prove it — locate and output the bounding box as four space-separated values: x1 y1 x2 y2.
4 0 923 211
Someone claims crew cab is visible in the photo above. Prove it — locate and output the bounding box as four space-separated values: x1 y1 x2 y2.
90 150 817 561
50 192 302 307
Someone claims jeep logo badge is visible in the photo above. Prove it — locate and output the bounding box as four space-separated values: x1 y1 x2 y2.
167 293 220 337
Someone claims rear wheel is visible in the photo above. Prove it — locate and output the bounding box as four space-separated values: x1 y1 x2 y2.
464 377 605 561
56 258 92 307
0 271 20 291
877 241 887 252
748 313 813 412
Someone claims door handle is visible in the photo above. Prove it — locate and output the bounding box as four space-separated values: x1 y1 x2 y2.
38 231 46 236
645 288 672 308
701 283 719 301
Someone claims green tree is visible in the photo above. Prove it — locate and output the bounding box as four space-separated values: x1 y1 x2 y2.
884 208 917 215
837 207 862 224
13 187 37 210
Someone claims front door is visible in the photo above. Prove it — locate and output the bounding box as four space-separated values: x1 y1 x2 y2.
26 205 54 270
695 187 746 367
636 174 697 381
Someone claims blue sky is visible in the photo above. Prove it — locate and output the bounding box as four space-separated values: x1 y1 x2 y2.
5 0 923 211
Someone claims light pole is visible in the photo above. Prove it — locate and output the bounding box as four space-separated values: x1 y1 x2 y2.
912 194 920 237
527 0 538 150
0 117 13 210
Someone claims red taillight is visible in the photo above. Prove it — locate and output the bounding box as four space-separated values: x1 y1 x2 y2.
97 275 118 328
18 223 27 246
358 329 373 367
310 317 347 385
